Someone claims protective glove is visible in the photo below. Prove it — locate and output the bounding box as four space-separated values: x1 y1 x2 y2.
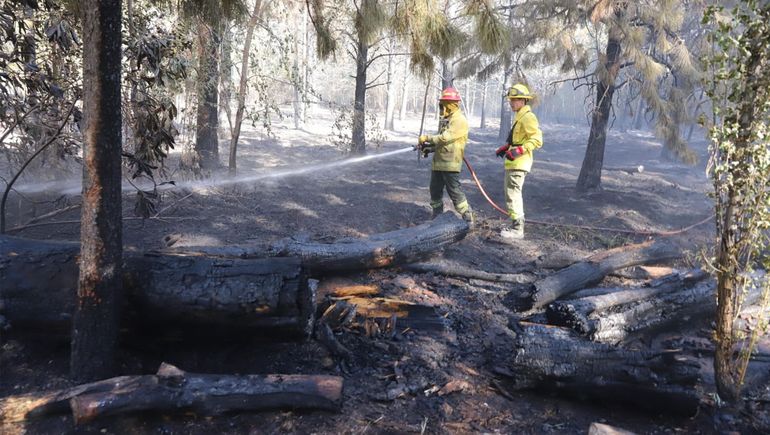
422 145 435 158
495 144 510 158
505 146 525 161
418 135 430 145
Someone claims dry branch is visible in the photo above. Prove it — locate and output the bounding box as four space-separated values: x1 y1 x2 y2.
403 260 534 283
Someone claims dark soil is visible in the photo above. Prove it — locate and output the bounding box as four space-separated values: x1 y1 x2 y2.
2 118 768 434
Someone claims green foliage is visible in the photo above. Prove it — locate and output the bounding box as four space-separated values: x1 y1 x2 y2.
0 0 81 177
702 0 770 400
329 103 383 153
465 0 506 55
180 0 247 26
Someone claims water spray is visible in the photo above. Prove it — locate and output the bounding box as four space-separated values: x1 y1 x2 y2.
12 147 416 197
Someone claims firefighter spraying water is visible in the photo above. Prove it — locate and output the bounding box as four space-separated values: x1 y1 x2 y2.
414 87 474 227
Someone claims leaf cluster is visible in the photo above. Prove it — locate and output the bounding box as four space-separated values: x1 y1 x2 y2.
702 0 770 390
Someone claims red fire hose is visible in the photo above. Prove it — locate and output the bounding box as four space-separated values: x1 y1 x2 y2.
462 156 713 237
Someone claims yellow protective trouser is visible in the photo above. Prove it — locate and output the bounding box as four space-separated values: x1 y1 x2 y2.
504 169 527 222
430 170 470 215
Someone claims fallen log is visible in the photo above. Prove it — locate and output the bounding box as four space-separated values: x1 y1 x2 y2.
163 212 470 273
508 239 682 312
500 322 700 416
0 235 313 337
0 363 343 425
546 270 708 335
588 273 765 344
403 260 534 284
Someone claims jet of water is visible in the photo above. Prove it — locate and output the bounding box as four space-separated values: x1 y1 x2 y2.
13 146 416 196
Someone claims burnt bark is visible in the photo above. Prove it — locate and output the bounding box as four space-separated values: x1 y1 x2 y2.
71 0 123 382
165 213 468 272
195 22 221 170
510 239 681 312
0 236 312 337
0 363 342 425
269 212 469 273
576 24 622 192
501 322 700 416
546 270 708 335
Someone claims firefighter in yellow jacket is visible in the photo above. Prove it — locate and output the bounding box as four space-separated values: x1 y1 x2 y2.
417 87 474 225
495 84 543 240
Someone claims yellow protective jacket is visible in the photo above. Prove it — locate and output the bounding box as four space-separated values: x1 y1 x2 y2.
504 105 543 172
428 108 469 172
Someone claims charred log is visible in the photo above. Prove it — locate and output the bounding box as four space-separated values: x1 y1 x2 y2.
546 270 708 335
0 363 343 425
0 236 313 337
162 212 469 273
509 239 681 312
500 322 700 416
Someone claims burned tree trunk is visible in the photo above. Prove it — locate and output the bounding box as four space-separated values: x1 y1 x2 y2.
269 212 469 273
546 270 708 335
510 239 681 312
0 363 342 425
0 236 312 337
72 0 124 382
587 279 717 344
500 322 700 416
163 213 469 273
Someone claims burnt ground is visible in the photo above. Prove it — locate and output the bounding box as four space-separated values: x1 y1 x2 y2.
2 113 769 434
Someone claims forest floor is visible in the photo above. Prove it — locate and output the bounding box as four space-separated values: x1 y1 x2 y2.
2 109 768 434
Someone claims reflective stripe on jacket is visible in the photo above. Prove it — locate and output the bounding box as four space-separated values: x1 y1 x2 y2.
429 109 468 172
504 105 542 172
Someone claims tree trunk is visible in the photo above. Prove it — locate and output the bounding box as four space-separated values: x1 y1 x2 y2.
398 60 409 121
498 68 512 141
351 36 368 154
441 59 453 89
0 236 312 338
195 22 221 171
464 80 473 118
501 322 700 416
228 0 262 174
509 239 681 312
576 24 622 192
0 363 342 425
220 22 234 134
480 80 488 128
292 9 302 130
303 10 310 124
384 41 396 130
72 0 123 382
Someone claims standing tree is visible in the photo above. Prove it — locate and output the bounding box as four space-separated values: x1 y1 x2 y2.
183 0 245 171
703 0 770 403
228 0 263 174
308 0 503 154
70 0 124 381
571 0 702 191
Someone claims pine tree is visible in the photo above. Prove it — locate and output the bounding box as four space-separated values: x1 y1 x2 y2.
71 0 124 382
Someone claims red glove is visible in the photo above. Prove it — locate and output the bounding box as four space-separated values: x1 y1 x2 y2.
495 144 510 158
505 146 524 161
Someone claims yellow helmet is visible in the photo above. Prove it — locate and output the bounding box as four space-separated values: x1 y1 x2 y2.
506 83 534 100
